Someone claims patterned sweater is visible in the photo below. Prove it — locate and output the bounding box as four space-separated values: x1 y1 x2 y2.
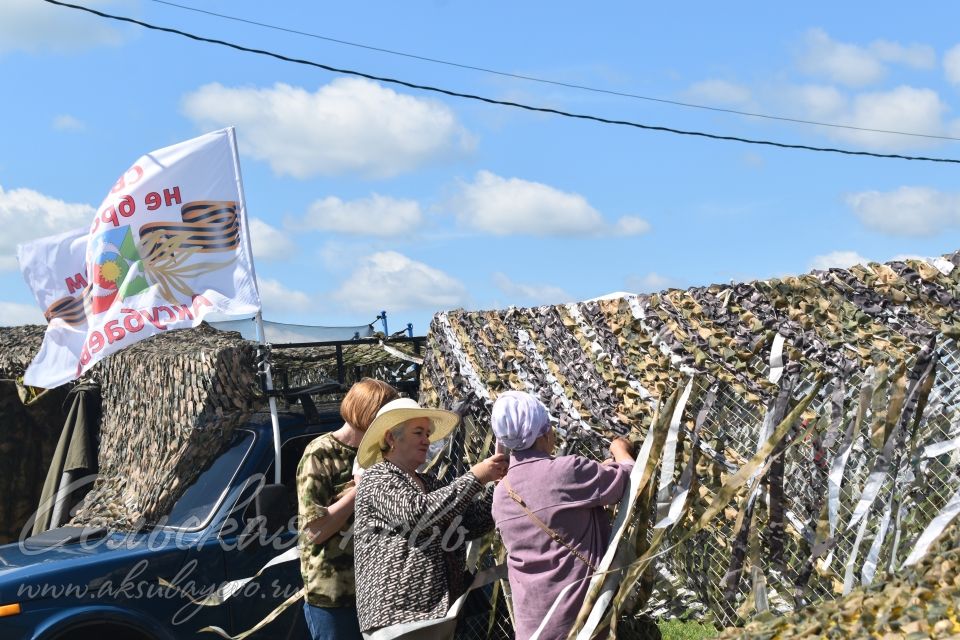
354 461 494 632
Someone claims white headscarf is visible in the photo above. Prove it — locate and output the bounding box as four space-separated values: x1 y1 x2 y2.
491 391 551 451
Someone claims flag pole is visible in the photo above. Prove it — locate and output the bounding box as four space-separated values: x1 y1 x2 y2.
227 127 283 485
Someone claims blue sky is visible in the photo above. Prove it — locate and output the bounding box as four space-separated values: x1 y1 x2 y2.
3 0 960 335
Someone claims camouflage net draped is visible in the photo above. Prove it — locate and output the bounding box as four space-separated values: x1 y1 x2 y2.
69 324 263 529
419 252 960 637
65 327 424 530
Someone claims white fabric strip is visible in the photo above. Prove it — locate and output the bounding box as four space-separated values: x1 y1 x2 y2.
378 341 424 365
364 563 507 640
160 546 299 606
573 422 658 640
861 498 892 586
435 312 492 404
842 516 870 595
930 256 956 275
656 376 694 499
922 437 960 459
902 485 960 568
768 333 786 384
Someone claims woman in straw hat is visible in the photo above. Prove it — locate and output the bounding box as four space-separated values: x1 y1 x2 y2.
297 378 399 640
491 390 635 640
353 397 508 635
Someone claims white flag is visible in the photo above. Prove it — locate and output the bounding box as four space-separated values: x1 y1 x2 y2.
18 128 261 388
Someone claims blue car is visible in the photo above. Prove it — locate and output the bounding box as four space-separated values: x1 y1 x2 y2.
0 407 339 640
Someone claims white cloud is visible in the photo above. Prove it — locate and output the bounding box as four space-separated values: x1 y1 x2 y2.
249 218 296 261
871 40 935 69
809 251 870 270
492 273 572 306
625 272 676 293
182 79 474 179
0 185 93 271
334 251 467 312
789 84 847 119
296 195 423 236
686 79 752 106
798 29 934 87
614 216 652 235
0 301 44 326
789 85 952 150
452 171 649 237
52 114 85 132
890 253 926 262
845 186 960 236
945 44 960 86
0 0 126 54
799 28 886 87
258 278 314 314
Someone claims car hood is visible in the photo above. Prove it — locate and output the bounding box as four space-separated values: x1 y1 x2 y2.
0 531 189 603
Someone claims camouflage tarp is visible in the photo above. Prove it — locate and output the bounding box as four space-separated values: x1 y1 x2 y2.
419 251 960 635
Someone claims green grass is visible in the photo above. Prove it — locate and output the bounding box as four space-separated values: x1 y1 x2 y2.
658 619 719 640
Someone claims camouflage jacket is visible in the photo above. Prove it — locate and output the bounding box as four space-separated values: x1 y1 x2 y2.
296 433 357 607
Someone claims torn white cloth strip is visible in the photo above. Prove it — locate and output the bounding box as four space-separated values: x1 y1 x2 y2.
847 468 890 532
861 498 892 586
160 545 299 606
657 375 694 494
828 366 873 538
655 386 717 530
922 437 960 459
573 422 657 640
930 256 956 275
768 332 786 384
845 355 934 532
902 485 960 568
363 563 507 640
843 515 870 595
379 341 424 365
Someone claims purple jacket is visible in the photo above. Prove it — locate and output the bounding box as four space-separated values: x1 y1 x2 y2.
492 449 633 640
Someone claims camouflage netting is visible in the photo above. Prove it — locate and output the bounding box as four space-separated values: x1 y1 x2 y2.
419 251 960 637
69 323 263 529
0 325 70 543
719 517 960 638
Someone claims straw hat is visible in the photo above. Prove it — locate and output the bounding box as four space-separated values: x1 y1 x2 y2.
356 398 459 469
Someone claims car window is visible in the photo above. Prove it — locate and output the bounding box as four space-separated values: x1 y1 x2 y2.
164 429 256 530
239 433 321 533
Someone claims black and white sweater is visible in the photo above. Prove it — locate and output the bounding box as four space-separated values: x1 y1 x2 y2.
354 461 494 632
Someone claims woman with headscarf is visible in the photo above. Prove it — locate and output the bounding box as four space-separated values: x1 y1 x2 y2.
491 390 635 640
297 378 399 640
353 398 508 636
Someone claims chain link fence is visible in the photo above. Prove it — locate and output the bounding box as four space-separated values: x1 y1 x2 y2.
421 259 960 638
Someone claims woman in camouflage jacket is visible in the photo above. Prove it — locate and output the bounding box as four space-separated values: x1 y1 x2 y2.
296 378 399 640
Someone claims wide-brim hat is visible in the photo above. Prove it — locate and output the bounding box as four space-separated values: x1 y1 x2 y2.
356 397 460 469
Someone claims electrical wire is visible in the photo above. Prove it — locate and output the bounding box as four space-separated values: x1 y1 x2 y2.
43 0 960 165
145 0 960 144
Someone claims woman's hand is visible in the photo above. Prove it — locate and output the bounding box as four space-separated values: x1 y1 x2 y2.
609 437 635 463
471 452 509 484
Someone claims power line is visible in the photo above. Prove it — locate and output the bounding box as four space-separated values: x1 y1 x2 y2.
145 0 960 144
43 0 960 165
